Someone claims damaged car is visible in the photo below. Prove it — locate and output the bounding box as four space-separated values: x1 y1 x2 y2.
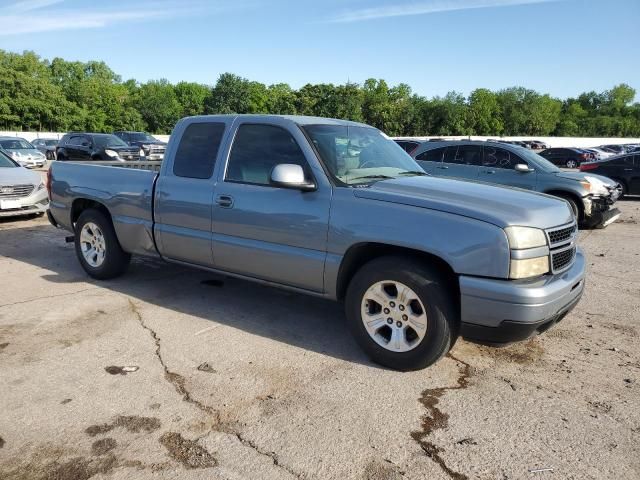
412 140 621 228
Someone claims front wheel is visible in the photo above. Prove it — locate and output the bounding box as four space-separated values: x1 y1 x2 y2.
74 209 131 279
566 159 578 169
345 256 457 371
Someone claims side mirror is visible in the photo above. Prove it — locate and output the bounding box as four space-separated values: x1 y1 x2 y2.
270 164 316 192
515 163 534 173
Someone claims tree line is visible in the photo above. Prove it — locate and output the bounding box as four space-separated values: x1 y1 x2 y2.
1 50 639 137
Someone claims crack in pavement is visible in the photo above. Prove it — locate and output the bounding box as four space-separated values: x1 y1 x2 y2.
411 353 472 480
231 431 306 479
127 299 219 419
128 298 303 479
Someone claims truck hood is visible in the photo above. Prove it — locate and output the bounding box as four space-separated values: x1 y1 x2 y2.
0 166 41 185
353 176 573 229
554 170 617 187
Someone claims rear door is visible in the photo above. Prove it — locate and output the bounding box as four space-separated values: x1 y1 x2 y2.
435 144 482 180
154 120 230 266
210 118 331 292
478 146 537 190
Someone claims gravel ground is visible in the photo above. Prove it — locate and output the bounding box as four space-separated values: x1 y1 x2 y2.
0 200 638 480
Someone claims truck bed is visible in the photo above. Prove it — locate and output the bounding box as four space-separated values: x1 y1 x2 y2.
49 161 160 257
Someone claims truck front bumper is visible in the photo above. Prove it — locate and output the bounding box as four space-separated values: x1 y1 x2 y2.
459 247 586 344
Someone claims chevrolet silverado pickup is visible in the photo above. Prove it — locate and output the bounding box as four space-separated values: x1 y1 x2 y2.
47 115 586 370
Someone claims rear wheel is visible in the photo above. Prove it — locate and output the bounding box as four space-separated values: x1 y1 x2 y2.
45 151 54 160
74 209 130 279
566 159 578 169
345 256 457 371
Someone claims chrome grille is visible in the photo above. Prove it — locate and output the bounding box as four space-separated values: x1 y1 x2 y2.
547 223 577 246
551 246 576 273
0 184 34 199
546 221 578 273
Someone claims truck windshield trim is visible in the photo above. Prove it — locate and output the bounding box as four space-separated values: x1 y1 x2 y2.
301 124 424 186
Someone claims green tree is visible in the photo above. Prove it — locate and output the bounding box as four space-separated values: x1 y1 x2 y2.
467 88 503 135
134 80 182 133
174 81 211 117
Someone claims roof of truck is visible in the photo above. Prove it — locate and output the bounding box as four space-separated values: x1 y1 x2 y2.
183 114 371 128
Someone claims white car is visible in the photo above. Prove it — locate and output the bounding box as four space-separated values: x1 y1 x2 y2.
0 137 46 168
0 152 49 217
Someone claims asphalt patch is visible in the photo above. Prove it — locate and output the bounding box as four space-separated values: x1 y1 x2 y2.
91 438 116 456
159 432 217 469
86 416 161 437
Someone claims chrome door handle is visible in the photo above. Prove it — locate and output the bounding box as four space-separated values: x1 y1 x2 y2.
485 170 495 174
437 165 449 169
216 195 234 208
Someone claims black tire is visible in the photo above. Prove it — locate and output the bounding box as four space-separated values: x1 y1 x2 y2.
612 180 628 199
345 256 457 371
57 152 66 161
74 209 131 280
45 151 53 160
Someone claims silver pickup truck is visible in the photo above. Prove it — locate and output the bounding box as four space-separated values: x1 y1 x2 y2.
47 115 586 370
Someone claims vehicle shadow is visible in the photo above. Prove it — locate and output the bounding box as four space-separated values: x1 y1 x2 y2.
0 223 378 369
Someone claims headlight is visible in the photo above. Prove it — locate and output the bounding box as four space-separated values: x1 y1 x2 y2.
510 256 550 279
504 226 547 249
583 176 609 196
104 149 119 158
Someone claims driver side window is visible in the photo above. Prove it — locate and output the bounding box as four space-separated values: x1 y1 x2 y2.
226 124 309 186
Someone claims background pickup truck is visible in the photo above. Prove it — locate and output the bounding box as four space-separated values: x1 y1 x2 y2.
48 115 586 370
411 140 621 228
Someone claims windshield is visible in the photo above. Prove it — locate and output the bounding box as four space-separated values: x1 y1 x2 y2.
0 139 35 150
513 146 561 173
44 140 58 146
130 132 157 142
0 151 17 167
302 125 424 185
93 135 129 148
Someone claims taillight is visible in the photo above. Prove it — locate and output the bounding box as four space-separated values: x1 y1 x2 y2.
46 168 52 198
580 163 598 171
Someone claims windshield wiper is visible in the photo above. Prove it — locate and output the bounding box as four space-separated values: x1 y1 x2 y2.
348 174 395 182
397 170 428 176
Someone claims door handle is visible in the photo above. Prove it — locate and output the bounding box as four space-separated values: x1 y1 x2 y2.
624 168 633 171
437 165 449 169
485 170 496 174
215 195 234 208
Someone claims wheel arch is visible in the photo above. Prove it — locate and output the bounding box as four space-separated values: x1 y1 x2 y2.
71 198 113 230
336 243 459 304
544 189 584 221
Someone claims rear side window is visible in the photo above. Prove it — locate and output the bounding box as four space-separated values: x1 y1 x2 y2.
226 124 308 186
173 122 226 179
416 147 446 162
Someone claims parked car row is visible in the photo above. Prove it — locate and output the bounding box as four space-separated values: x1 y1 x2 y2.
56 131 167 162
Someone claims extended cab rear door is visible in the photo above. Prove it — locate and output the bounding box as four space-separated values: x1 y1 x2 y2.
153 118 232 266
210 117 332 292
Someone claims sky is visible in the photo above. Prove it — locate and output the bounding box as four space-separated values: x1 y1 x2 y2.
0 0 639 99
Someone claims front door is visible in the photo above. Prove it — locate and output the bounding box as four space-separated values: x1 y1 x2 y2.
478 146 537 190
211 120 331 292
